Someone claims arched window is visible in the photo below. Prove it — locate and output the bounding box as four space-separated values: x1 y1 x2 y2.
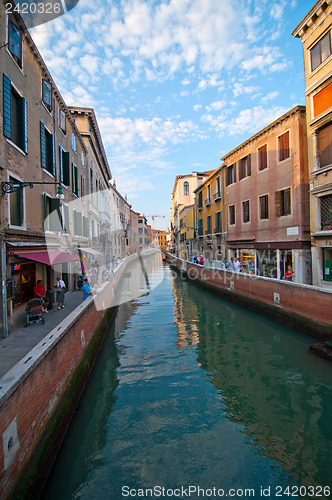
184 181 189 196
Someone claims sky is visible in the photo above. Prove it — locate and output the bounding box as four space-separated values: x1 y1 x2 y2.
30 0 314 231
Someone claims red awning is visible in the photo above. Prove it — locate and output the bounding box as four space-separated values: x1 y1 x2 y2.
14 250 79 265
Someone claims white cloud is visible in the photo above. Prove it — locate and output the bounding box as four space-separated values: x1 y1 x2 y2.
261 91 279 103
219 105 288 136
233 83 260 98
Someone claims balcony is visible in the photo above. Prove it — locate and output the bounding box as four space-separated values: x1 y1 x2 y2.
204 198 211 207
205 228 212 236
213 191 221 202
214 225 222 234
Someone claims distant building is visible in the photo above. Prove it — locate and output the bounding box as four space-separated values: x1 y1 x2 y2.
292 0 332 288
221 106 311 283
194 166 226 262
179 205 196 259
130 209 140 254
152 229 168 250
171 171 212 254
138 215 148 251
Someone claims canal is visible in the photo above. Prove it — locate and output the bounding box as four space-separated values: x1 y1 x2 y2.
42 260 332 499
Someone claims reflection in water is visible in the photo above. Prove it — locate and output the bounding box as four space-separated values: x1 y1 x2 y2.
43 265 332 499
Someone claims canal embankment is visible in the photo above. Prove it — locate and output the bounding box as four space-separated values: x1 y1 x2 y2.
166 253 332 341
0 253 143 499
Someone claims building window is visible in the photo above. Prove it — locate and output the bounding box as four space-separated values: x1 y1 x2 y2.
207 185 211 202
183 181 189 196
242 200 250 223
72 131 76 152
8 21 22 68
229 205 235 225
72 163 79 196
259 195 269 219
320 194 332 230
9 176 23 227
197 191 203 209
226 164 236 186
215 211 221 233
81 150 85 167
275 188 291 217
310 30 331 72
318 123 332 169
42 79 52 111
216 176 221 195
207 215 212 234
278 131 290 162
3 74 28 153
43 195 61 232
198 218 203 236
59 109 66 134
81 175 85 197
40 122 55 175
74 210 83 236
258 144 268 171
239 155 251 180
59 145 70 186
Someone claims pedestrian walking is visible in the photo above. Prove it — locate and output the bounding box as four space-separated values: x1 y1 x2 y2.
82 277 93 300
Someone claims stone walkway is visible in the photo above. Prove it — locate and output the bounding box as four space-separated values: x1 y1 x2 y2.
0 291 84 379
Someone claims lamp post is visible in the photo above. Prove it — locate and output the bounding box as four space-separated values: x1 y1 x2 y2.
1 181 64 338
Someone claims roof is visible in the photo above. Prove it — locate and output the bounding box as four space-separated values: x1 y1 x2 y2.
220 105 306 163
292 0 329 38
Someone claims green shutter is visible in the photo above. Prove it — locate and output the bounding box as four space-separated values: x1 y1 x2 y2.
72 162 75 193
40 121 46 168
22 98 28 153
3 74 12 139
51 134 55 176
49 198 61 231
59 145 63 183
63 152 70 186
42 193 47 230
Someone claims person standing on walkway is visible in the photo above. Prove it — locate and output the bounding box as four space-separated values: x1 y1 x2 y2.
227 257 236 272
82 277 93 300
199 255 204 265
55 275 66 310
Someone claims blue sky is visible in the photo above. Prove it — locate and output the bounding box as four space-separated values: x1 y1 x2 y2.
30 0 313 231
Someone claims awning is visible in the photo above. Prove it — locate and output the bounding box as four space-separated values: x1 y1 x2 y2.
14 251 79 265
79 247 101 256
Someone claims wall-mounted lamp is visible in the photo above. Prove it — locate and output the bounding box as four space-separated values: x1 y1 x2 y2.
1 181 64 199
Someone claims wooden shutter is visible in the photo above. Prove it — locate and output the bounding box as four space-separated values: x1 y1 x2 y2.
49 198 62 231
275 191 281 217
247 154 251 176
59 145 63 183
22 98 28 153
3 74 12 139
40 122 46 168
318 124 332 168
284 188 291 215
63 152 70 186
51 134 56 176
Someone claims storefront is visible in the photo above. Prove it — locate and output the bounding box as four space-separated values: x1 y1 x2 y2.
322 248 332 282
11 262 35 308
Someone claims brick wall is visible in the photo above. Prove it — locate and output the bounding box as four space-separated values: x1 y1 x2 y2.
0 255 135 498
167 254 332 337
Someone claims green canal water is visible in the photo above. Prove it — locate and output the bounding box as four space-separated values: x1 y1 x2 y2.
42 262 332 499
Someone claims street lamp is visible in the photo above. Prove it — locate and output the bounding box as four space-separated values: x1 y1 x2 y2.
1 181 65 199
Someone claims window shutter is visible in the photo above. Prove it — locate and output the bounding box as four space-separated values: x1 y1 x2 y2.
40 122 46 168
248 154 251 176
239 161 243 180
42 193 47 230
49 198 61 231
63 151 70 186
59 145 63 183
3 74 12 139
51 134 55 176
285 188 291 215
22 97 28 153
72 162 75 193
275 191 281 217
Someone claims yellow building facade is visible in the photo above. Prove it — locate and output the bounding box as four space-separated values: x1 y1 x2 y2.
293 0 332 288
194 167 226 263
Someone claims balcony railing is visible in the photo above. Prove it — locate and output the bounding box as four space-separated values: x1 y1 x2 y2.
204 198 211 207
213 191 221 201
197 204 203 211
214 225 222 234
205 228 212 235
